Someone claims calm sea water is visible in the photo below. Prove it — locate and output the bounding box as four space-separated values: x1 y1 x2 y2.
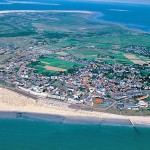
0 119 150 150
0 0 150 32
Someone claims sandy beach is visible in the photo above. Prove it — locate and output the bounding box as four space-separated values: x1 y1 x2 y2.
0 87 150 126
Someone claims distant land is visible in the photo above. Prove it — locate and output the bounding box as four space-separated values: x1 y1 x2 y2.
0 0 150 32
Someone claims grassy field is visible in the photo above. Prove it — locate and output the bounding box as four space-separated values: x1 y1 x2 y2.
0 12 149 66
29 57 83 75
40 58 83 69
65 49 134 64
123 54 148 65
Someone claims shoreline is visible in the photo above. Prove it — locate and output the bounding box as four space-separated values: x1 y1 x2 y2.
0 111 150 128
0 111 137 126
0 9 149 33
91 12 150 34
0 87 150 127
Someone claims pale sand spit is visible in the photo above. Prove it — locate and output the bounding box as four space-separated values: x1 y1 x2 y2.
0 10 94 14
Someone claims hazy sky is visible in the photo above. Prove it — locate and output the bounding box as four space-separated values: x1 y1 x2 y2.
75 0 150 4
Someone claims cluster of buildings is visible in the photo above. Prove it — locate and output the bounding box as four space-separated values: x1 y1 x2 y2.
0 49 6 55
0 47 150 112
124 45 150 56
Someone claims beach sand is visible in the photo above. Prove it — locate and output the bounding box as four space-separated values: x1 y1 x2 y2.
0 87 150 126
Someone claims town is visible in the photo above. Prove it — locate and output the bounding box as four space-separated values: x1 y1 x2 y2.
0 45 150 116
0 11 150 116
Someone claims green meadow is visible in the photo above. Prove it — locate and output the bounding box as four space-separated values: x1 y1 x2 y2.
0 12 149 65
29 56 83 75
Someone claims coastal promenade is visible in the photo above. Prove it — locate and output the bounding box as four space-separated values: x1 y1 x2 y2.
0 87 150 126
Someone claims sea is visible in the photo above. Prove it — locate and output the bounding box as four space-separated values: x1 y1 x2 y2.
0 0 150 32
0 1 150 150
0 118 150 150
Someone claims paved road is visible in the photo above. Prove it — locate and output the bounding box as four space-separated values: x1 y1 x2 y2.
104 101 117 111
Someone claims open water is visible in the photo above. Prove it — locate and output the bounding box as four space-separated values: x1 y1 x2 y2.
0 0 150 32
0 118 150 150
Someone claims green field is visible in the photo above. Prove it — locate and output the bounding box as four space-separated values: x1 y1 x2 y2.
40 57 83 69
0 12 149 66
29 57 83 75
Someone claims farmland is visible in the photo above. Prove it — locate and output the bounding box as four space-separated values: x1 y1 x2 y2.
44 66 66 72
0 11 149 67
123 54 146 65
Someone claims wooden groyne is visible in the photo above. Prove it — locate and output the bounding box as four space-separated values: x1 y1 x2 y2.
129 119 135 127
98 118 103 128
129 119 140 135
60 117 66 125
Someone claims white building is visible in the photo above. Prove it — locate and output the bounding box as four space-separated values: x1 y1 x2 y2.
137 101 149 108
